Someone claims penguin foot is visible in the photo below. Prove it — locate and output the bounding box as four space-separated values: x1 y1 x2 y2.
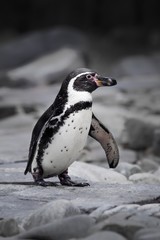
32 169 58 187
61 179 90 187
58 170 90 187
35 179 58 187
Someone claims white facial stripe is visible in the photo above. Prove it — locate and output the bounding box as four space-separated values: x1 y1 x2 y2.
67 72 93 107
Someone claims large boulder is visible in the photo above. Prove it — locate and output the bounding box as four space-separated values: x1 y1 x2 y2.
120 118 155 150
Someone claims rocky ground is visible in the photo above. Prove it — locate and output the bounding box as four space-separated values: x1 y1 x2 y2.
0 27 160 240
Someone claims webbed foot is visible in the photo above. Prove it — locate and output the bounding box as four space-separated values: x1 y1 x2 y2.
35 179 58 187
58 169 90 187
32 169 57 187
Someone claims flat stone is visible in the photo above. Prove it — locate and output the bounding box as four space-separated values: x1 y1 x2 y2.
137 204 160 216
118 147 137 164
133 228 160 240
90 204 139 222
17 215 94 240
129 173 160 184
0 27 87 70
93 212 142 240
120 118 155 150
8 48 85 85
23 200 81 230
129 214 160 228
94 210 160 239
69 162 129 184
1 161 160 220
0 219 20 237
138 158 159 172
114 55 159 77
79 231 127 240
115 162 142 178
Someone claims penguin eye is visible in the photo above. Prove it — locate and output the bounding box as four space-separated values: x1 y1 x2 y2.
86 74 92 80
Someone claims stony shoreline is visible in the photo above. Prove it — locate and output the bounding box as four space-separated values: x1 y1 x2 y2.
1 28 160 239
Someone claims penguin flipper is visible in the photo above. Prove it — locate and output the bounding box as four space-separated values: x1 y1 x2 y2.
89 114 119 168
24 105 54 175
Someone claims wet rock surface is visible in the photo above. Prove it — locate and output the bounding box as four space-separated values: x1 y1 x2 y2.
0 28 160 240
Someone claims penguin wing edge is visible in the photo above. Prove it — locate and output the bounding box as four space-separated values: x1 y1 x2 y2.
89 114 119 168
24 105 54 175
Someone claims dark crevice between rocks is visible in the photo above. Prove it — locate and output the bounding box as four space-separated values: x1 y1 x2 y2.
80 207 97 215
0 73 36 89
0 106 17 119
133 196 160 205
22 105 37 114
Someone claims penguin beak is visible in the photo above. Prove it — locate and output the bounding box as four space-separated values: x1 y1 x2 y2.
94 75 117 87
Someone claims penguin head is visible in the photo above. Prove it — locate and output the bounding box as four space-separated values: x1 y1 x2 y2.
67 68 117 93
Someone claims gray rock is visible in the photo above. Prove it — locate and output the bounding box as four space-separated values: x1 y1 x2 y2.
0 72 35 89
119 147 137 164
95 212 143 239
18 215 94 240
120 118 155 150
137 204 160 217
23 200 81 230
96 204 139 220
0 106 17 120
134 228 160 240
129 173 160 184
8 48 85 85
138 158 159 172
117 74 160 92
95 210 160 239
79 231 127 240
90 205 116 220
129 214 160 228
115 162 142 178
69 162 129 184
152 129 160 156
0 219 19 237
114 55 159 77
0 27 87 70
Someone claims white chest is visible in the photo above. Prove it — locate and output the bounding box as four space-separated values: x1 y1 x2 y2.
37 108 92 177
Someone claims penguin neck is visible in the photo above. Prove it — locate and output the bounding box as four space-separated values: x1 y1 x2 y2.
67 77 92 107
54 77 92 117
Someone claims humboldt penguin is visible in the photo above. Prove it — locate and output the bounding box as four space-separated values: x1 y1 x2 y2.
24 68 119 186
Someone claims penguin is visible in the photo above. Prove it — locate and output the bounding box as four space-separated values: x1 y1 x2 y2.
24 68 119 187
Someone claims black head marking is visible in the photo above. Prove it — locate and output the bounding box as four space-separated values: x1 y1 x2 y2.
73 72 98 92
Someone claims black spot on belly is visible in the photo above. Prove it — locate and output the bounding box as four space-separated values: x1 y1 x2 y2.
36 101 92 164
50 160 53 163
